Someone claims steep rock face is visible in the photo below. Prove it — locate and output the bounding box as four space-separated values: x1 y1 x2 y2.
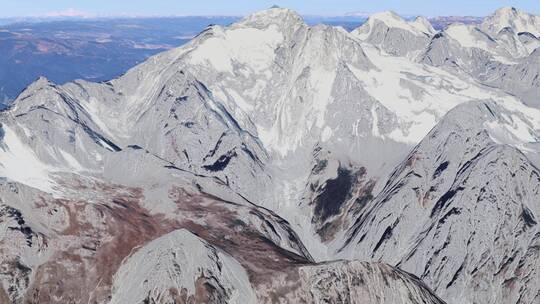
0 178 315 303
0 77 120 194
61 63 271 206
420 23 521 73
258 261 446 304
109 229 257 304
495 27 530 57
110 229 447 304
421 9 540 108
481 7 540 37
292 146 378 249
181 8 374 156
517 31 540 54
351 12 435 58
479 48 540 108
340 101 540 304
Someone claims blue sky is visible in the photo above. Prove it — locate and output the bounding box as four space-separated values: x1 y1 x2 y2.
1 0 539 18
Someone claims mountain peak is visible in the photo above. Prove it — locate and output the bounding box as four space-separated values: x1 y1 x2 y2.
412 16 436 34
494 6 519 15
14 76 54 101
354 10 435 39
33 76 53 87
369 11 435 35
482 6 540 37
238 7 304 29
370 11 405 24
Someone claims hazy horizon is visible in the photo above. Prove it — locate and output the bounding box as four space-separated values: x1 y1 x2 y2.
1 0 539 18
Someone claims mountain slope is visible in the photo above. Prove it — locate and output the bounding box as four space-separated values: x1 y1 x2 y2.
109 229 446 304
420 8 540 108
481 7 540 37
351 11 435 58
339 100 540 303
0 175 445 304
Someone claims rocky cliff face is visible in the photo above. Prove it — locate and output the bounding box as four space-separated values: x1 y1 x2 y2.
109 229 446 304
351 12 435 58
339 100 540 303
1 6 540 304
420 7 540 108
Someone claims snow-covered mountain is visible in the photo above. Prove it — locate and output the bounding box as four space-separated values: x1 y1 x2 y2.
482 6 540 37
420 7 540 107
1 6 540 304
339 100 540 303
351 11 435 58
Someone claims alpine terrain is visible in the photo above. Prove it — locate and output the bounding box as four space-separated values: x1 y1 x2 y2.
0 6 539 304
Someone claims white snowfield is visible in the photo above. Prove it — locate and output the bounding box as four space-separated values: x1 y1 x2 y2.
0 5 540 304
0 124 54 193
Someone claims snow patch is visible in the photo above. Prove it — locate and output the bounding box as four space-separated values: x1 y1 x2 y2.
189 25 283 74
257 66 336 157
227 89 254 112
321 126 333 142
445 24 492 51
0 125 55 193
371 106 381 137
445 24 516 62
349 44 509 143
58 149 85 172
80 96 119 141
485 99 540 152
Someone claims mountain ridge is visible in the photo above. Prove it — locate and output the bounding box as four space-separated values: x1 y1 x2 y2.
1 6 540 304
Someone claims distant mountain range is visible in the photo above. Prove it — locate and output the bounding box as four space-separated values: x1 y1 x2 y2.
0 16 240 105
0 13 486 106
